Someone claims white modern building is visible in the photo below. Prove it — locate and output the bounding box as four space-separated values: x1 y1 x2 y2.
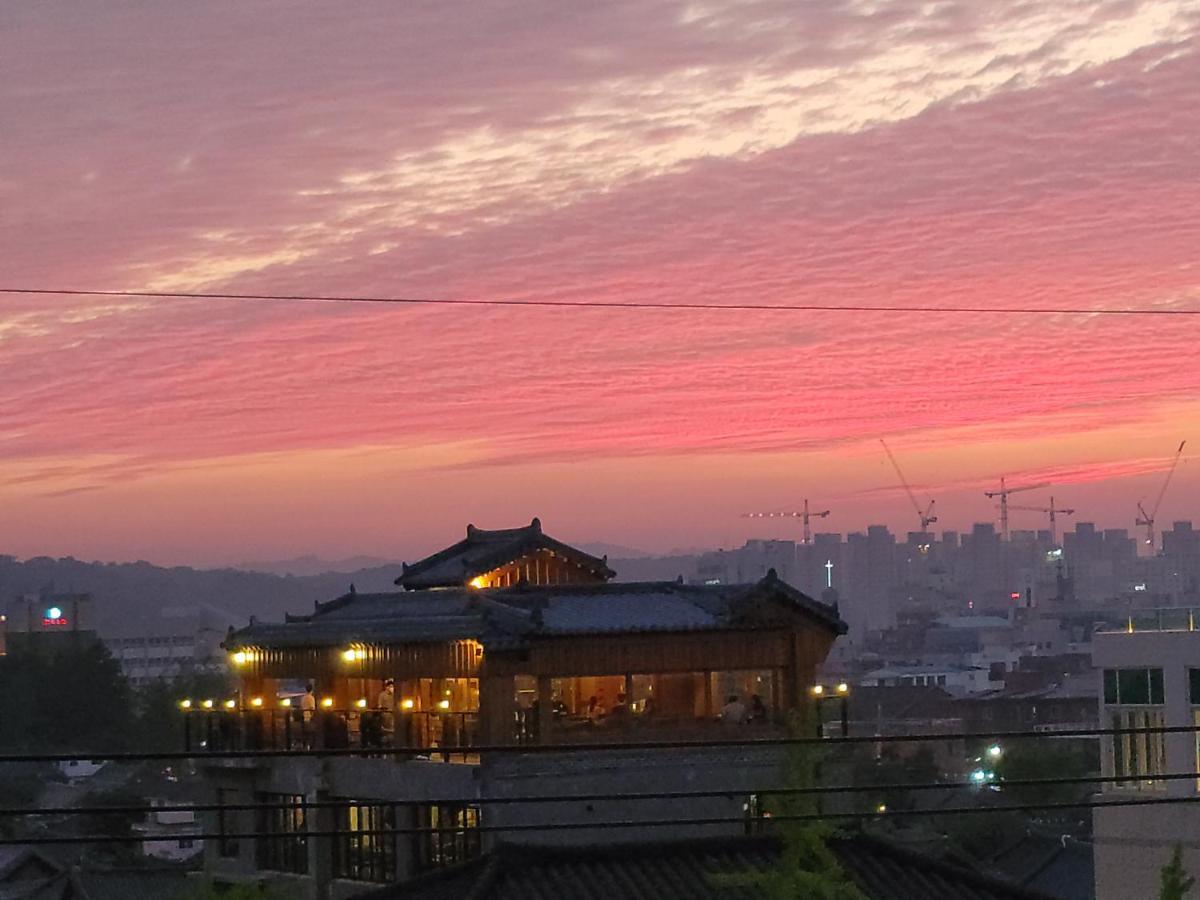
1092 608 1200 900
858 663 998 696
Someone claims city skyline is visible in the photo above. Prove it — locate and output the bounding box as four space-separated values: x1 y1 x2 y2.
3 2 1198 564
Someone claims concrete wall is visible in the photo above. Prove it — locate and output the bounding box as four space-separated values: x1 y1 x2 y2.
1094 802 1200 900
1092 629 1200 900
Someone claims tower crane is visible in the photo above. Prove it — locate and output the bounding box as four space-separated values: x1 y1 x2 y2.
984 477 1050 541
880 439 937 533
742 499 830 545
1007 496 1075 545
1136 440 1187 551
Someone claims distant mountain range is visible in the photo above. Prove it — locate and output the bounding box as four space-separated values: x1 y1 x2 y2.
0 546 701 642
235 555 397 577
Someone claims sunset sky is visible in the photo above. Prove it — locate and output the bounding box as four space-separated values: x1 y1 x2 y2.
2 1 1198 566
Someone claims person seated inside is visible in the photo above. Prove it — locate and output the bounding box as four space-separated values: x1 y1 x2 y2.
610 692 629 720
586 695 606 723
748 693 768 723
721 694 748 724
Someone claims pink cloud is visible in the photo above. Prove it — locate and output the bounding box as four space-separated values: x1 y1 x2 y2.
1 3 1198 558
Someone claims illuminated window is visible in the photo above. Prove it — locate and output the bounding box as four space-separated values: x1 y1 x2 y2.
333 802 396 882
1105 668 1166 791
414 804 481 872
254 793 307 874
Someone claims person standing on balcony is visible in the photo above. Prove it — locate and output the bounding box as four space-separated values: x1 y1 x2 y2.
300 683 316 748
377 679 396 744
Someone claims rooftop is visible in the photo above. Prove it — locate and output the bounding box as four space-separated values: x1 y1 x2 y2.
1095 607 1198 634
396 518 615 590
229 571 846 650
358 833 1054 900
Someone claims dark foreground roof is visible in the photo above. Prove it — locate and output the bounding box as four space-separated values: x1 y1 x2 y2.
987 832 1095 900
356 834 1054 900
229 571 846 650
396 518 615 589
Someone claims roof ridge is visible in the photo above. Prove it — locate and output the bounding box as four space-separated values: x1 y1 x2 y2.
833 833 1058 900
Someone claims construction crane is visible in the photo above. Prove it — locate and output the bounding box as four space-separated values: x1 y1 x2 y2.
880 439 937 533
984 477 1050 541
1136 440 1187 551
1007 496 1075 545
742 499 830 545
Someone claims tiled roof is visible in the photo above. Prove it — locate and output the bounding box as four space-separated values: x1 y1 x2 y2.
357 834 1053 900
987 833 1095 900
396 519 615 590
229 574 845 650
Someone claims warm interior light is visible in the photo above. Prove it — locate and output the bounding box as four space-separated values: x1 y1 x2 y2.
251 697 263 708
836 682 849 694
201 699 214 709
438 699 451 710
468 576 487 589
811 685 824 696
321 697 334 708
876 804 887 813
342 648 357 662
224 699 236 709
232 650 248 666
179 699 192 710
401 698 415 710
281 698 292 708
356 698 367 709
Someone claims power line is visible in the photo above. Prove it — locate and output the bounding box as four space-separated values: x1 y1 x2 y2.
3 286 1198 317
2 770 1195 818
11 724 1190 763
9 722 1191 764
2 794 1197 846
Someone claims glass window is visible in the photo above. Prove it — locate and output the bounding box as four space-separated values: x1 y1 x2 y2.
333 802 396 883
1103 669 1118 704
1110 709 1166 789
1190 669 1200 704
255 793 307 874
1104 668 1164 705
414 804 481 872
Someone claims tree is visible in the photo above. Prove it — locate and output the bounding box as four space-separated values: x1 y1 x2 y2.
134 670 233 753
714 714 867 899
0 635 135 753
1160 845 1195 900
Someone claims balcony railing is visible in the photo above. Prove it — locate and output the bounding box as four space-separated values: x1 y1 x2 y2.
182 709 481 762
182 707 793 758
1097 608 1198 634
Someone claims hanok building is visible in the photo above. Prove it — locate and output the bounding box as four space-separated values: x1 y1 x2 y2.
195 520 846 897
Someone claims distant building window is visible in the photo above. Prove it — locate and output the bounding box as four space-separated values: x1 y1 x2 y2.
1190 669 1200 705
1103 668 1164 705
413 804 480 872
332 801 396 883
936 675 947 686
178 839 194 850
255 793 307 874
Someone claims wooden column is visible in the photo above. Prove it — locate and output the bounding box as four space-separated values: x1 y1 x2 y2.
702 670 714 718
479 675 515 745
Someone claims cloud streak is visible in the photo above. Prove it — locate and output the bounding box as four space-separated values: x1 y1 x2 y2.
1 1 1197 558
